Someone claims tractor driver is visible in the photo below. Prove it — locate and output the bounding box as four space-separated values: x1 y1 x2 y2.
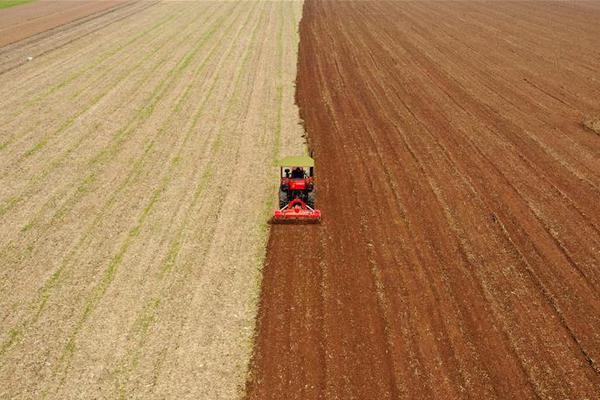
291 167 304 179
284 168 291 178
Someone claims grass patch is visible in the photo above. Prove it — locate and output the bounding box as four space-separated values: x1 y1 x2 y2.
0 0 36 9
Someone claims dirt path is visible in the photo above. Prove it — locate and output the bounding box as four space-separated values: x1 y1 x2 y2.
246 1 600 399
0 1 305 398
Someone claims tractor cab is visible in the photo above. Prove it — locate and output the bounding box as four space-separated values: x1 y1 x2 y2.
281 164 313 192
283 166 308 179
273 156 321 223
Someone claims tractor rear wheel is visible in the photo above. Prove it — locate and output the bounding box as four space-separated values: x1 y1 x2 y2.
307 192 315 208
279 190 288 209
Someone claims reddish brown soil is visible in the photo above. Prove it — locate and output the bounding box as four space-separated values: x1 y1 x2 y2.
0 0 128 47
247 1 600 399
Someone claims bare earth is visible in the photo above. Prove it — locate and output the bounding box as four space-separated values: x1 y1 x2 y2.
0 1 305 398
0 0 128 47
247 1 600 399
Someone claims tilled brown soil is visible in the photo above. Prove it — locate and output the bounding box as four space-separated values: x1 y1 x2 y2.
247 1 600 399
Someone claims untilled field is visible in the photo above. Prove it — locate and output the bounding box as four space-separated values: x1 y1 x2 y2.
0 0 128 47
247 1 600 399
0 1 305 398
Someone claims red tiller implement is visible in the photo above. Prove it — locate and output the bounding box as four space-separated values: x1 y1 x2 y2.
274 198 321 221
272 156 321 223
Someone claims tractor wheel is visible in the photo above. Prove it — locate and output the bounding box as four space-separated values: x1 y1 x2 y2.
307 192 316 208
279 190 288 209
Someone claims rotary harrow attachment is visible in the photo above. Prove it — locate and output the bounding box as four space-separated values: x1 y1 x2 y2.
273 198 321 223
272 156 321 224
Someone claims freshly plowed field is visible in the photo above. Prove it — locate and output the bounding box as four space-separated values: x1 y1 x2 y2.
0 1 305 398
247 1 600 399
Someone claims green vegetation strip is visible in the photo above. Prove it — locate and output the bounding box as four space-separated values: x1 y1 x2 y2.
0 0 36 9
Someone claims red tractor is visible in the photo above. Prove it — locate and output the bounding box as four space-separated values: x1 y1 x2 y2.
273 156 321 223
